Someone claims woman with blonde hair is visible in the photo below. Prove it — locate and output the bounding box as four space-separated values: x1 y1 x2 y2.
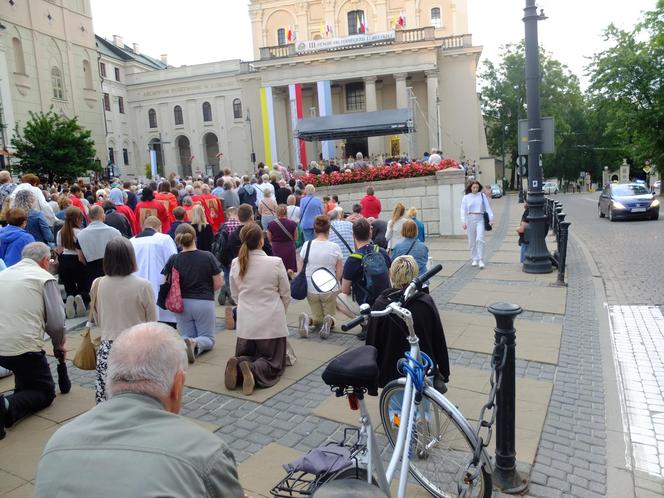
188 203 214 252
162 223 222 363
228 223 290 395
406 206 425 242
258 188 278 230
386 202 407 253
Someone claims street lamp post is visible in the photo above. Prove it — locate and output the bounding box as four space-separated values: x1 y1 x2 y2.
246 108 256 169
522 0 552 274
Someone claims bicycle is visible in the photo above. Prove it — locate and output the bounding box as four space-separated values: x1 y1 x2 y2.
271 265 493 498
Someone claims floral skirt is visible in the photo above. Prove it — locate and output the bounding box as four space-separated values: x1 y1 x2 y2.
95 340 113 404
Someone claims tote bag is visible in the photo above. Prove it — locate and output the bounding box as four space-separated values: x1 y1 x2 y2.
165 266 184 313
482 194 492 231
290 240 311 300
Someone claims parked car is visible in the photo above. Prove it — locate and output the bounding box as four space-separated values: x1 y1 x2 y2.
490 184 503 198
598 183 660 221
543 182 559 195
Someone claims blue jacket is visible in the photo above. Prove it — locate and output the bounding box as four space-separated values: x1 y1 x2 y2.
391 237 429 276
0 225 36 267
299 195 323 230
26 209 54 244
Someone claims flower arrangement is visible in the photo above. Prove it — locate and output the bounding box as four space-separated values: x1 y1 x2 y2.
300 160 459 187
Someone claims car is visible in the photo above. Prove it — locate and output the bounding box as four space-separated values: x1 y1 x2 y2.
654 180 661 193
490 184 503 198
598 183 660 221
543 182 559 195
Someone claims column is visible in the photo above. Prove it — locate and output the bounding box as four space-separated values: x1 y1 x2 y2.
394 73 410 157
317 80 335 160
426 70 440 152
260 86 278 167
364 76 381 158
289 83 307 168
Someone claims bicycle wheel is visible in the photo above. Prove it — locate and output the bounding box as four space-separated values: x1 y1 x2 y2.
379 380 492 498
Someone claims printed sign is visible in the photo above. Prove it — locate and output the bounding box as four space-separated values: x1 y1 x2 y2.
296 31 396 53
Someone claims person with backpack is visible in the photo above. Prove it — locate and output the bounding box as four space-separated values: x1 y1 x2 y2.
237 176 258 211
211 207 241 305
341 218 391 340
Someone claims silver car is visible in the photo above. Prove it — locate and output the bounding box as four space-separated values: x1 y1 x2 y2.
543 182 559 194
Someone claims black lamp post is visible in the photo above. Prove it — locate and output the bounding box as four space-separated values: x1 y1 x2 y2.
522 0 552 274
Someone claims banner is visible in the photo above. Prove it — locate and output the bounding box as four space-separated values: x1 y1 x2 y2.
149 150 157 179
295 31 395 54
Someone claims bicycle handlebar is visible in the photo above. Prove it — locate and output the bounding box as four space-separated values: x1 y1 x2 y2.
340 315 365 332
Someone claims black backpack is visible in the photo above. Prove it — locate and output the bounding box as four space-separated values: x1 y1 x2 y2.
349 244 389 303
212 223 234 266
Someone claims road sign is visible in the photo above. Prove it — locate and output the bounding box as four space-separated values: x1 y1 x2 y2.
516 156 526 167
518 117 555 156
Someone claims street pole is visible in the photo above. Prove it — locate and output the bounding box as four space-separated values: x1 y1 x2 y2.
522 0 552 274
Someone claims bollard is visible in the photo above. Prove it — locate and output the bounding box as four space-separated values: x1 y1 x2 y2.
556 221 571 286
555 211 566 244
553 205 563 238
488 302 528 494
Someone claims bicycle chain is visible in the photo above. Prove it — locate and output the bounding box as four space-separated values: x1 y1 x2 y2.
458 335 508 498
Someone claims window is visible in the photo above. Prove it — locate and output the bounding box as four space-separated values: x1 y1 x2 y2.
202 101 212 122
51 67 64 99
148 108 157 128
232 98 242 119
348 10 365 35
103 93 111 111
12 38 26 74
83 59 93 88
277 28 286 46
100 62 106 77
118 96 125 114
114 67 120 81
174 105 183 125
431 7 442 28
122 148 129 166
108 148 115 164
345 82 365 112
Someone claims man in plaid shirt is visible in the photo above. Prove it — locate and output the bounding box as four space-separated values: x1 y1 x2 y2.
328 207 355 262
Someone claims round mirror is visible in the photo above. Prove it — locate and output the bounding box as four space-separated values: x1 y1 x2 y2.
311 267 338 293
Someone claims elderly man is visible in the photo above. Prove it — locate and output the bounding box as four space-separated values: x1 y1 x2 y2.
328 207 355 262
0 242 66 440
34 323 243 497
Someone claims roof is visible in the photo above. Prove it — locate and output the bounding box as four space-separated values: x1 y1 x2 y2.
295 108 413 141
95 35 168 70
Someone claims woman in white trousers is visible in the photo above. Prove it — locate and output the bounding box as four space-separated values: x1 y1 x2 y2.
460 181 494 268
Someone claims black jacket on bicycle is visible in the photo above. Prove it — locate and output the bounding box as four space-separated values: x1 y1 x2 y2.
366 288 450 388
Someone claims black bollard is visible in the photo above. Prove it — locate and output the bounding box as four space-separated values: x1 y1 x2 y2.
488 302 527 494
555 211 566 244
556 221 571 286
553 206 563 239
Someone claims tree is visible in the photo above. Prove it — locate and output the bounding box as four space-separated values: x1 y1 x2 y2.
11 110 97 183
586 1 664 179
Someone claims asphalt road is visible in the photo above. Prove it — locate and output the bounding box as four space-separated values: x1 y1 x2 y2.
550 192 664 306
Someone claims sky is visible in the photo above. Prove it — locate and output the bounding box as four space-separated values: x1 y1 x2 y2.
90 0 657 88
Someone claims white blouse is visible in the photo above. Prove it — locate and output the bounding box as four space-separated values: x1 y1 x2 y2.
460 192 494 224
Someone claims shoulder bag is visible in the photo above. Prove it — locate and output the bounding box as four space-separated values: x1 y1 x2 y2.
158 255 184 313
73 282 101 371
262 201 295 242
329 223 353 254
481 193 493 231
290 240 311 300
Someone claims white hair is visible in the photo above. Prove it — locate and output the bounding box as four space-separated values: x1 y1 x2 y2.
21 242 50 263
107 323 188 400
304 184 315 195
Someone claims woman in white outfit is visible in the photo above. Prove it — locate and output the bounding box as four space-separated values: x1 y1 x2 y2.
460 181 494 268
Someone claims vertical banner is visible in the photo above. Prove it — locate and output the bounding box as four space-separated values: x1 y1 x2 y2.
260 86 278 169
288 83 307 169
149 150 158 179
317 80 335 160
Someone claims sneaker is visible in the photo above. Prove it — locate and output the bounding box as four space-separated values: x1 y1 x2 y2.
471 260 478 267
0 366 11 379
184 338 196 364
320 315 333 340
239 361 255 396
224 357 238 390
74 295 86 317
65 296 75 319
0 394 7 440
298 312 310 338
478 260 485 269
217 288 226 306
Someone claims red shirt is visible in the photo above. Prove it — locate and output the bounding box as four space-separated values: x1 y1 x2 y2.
68 195 89 221
192 194 224 234
360 195 382 219
115 204 137 235
155 192 178 223
134 200 169 234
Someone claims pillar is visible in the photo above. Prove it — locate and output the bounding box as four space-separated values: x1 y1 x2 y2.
426 70 440 152
317 80 335 160
395 73 410 158
364 76 381 158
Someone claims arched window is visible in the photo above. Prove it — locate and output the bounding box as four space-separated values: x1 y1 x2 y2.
83 59 93 89
12 38 26 74
277 28 286 46
202 101 212 122
174 105 183 125
148 108 157 128
232 98 242 119
348 10 366 35
51 67 64 99
431 7 442 28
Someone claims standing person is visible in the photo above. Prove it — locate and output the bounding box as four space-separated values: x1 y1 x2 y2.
258 189 278 231
213 206 241 305
133 187 169 235
193 184 224 234
90 238 156 403
237 176 258 211
0 208 35 267
228 224 290 395
267 205 298 273
34 323 243 497
406 207 426 242
122 181 138 211
67 184 89 222
346 204 363 224
299 184 323 241
220 181 240 212
460 180 494 269
328 207 355 262
132 216 179 327
155 181 178 231
286 195 300 223
56 206 87 317
275 179 291 205
359 186 381 219
297 216 343 339
391 220 429 276
109 187 136 235
368 217 388 249
167 206 188 240
102 201 132 238
386 202 407 254
517 202 529 264
189 204 214 252
162 223 222 363
12 190 53 245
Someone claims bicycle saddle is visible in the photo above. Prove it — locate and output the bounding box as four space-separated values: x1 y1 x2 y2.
322 345 379 396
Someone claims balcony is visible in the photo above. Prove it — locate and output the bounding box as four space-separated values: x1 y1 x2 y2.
258 29 472 60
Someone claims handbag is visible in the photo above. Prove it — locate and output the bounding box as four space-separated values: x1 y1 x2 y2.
165 266 184 313
482 193 492 231
290 240 311 300
73 285 100 371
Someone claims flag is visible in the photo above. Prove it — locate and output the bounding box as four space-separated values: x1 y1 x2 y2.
356 14 361 34
287 26 293 42
320 21 324 34
361 13 367 33
398 12 406 28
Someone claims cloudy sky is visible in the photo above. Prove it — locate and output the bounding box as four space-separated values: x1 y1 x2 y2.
90 0 656 88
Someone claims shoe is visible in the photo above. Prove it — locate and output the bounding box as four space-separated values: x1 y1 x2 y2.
0 366 11 379
239 361 255 395
471 260 478 267
65 296 75 319
0 394 7 440
184 339 196 364
224 357 238 390
320 315 333 340
478 261 485 269
217 288 226 306
74 295 86 317
357 329 367 341
298 312 310 338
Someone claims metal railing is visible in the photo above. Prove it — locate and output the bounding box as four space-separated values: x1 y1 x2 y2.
546 198 572 285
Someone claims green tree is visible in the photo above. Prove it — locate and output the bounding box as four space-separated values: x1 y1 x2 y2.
480 43 587 187
11 110 97 183
586 1 664 179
